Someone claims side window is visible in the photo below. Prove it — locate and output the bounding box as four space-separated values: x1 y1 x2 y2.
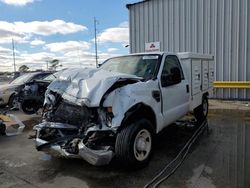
161 55 184 87
32 73 49 81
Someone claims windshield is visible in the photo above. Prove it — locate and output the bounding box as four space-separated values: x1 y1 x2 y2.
11 73 34 84
43 71 61 81
100 55 160 80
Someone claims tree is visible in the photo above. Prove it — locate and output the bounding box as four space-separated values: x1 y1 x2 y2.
19 65 29 72
49 59 61 70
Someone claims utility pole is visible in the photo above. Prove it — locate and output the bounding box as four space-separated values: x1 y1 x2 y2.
12 38 16 72
94 17 98 68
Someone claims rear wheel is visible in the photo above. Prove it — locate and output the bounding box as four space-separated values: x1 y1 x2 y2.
194 96 208 122
115 119 153 167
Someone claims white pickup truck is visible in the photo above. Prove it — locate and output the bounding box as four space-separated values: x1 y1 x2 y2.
34 52 214 167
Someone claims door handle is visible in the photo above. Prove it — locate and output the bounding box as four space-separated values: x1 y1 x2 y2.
186 85 190 93
152 90 160 102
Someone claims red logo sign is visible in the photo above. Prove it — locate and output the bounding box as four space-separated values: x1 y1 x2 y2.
150 44 156 48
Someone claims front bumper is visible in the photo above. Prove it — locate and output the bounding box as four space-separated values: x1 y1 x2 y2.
34 138 114 166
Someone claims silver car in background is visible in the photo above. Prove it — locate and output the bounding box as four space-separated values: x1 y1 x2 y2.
0 72 53 108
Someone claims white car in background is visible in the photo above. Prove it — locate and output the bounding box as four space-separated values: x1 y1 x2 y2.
0 72 53 108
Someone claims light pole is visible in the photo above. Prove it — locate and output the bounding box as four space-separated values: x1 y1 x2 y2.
46 61 49 71
94 17 98 68
12 38 16 72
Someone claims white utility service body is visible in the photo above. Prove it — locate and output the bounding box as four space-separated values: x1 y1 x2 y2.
177 52 214 110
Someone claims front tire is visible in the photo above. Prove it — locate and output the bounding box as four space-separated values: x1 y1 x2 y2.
8 94 18 110
115 119 153 167
20 100 40 115
194 96 208 122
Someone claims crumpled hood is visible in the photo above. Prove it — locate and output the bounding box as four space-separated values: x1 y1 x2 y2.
47 68 142 106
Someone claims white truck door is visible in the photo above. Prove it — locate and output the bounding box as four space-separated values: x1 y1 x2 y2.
159 55 190 128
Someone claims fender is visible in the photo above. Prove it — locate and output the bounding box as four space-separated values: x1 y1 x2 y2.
100 78 141 107
118 103 157 133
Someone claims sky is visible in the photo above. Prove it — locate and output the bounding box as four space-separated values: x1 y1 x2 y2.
0 0 139 72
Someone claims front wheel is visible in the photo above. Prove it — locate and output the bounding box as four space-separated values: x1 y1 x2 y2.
115 119 153 167
8 94 18 110
20 100 40 115
194 96 208 122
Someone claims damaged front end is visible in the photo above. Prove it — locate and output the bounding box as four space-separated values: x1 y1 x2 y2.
33 68 141 166
34 98 116 166
34 122 114 166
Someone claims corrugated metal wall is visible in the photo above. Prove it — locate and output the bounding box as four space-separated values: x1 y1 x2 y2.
128 0 250 100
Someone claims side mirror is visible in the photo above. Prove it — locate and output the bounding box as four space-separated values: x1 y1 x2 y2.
97 63 103 68
161 67 181 87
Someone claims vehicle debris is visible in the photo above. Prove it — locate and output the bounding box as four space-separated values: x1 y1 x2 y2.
0 119 6 135
0 113 25 136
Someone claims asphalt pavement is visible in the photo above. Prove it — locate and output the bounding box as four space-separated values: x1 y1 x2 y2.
0 104 249 188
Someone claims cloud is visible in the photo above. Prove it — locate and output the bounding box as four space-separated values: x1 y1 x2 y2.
30 39 45 46
0 48 123 71
97 22 129 44
107 48 118 52
0 27 28 44
0 0 34 6
11 20 87 36
13 20 87 36
119 21 129 28
0 49 57 71
46 41 91 53
0 20 87 44
20 52 55 62
0 46 12 55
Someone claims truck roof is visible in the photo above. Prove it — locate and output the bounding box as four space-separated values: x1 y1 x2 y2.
177 52 214 60
115 52 214 60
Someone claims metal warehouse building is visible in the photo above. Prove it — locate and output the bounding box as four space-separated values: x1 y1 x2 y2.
127 0 250 100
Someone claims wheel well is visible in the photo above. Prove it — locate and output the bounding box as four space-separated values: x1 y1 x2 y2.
118 103 157 133
203 92 209 99
8 93 15 103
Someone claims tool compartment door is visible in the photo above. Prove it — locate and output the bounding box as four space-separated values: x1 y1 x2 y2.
202 60 209 91
191 60 202 96
209 61 215 88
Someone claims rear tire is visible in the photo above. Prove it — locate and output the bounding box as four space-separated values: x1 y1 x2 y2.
194 96 208 122
115 119 153 168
